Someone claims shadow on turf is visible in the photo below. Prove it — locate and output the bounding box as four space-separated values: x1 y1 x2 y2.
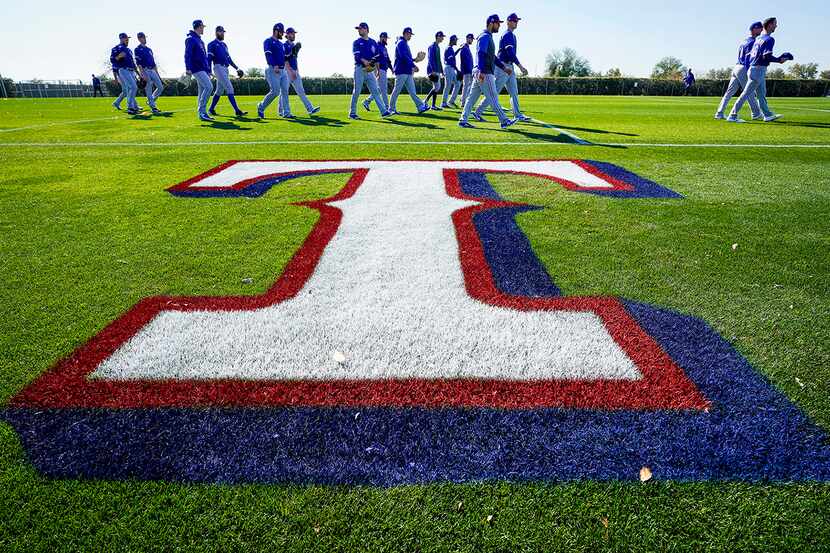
771 121 830 130
285 116 348 128
202 121 253 131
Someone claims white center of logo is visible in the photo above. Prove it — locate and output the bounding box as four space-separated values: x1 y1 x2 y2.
94 161 641 382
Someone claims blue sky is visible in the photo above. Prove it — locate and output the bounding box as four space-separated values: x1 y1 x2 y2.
0 0 827 81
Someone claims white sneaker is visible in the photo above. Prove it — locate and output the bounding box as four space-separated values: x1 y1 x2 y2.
714 113 725 120
751 114 764 121
726 116 746 123
764 114 783 122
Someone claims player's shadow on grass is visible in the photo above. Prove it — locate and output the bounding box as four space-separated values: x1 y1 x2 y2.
772 121 830 130
203 121 252 131
384 119 441 130
527 121 639 137
287 116 347 128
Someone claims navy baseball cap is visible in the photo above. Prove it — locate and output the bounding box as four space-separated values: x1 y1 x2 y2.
450 34 458 41
486 14 503 25
136 32 145 38
286 27 296 33
118 32 130 39
436 31 445 38
356 22 369 30
403 27 414 35
750 21 763 30
193 20 204 29
274 22 285 31
215 26 225 33
466 33 474 39
379 31 388 39
507 13 521 22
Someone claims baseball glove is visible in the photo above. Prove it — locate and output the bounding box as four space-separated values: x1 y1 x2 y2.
780 52 794 62
428 73 439 83
414 51 426 63
236 68 245 78
292 42 302 57
137 77 147 88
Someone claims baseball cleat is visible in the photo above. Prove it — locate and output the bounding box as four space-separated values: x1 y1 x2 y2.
208 110 218 116
714 113 726 120
348 113 360 120
417 104 430 114
199 114 215 122
112 103 122 110
441 104 451 109
381 110 394 118
726 116 746 123
151 108 162 115
450 102 460 109
751 114 764 121
764 114 783 122
308 106 321 115
432 106 443 111
471 112 486 123
256 104 265 119
362 99 371 112
500 118 518 129
517 115 533 122
235 110 248 116
458 121 476 128
126 109 139 115
283 114 296 119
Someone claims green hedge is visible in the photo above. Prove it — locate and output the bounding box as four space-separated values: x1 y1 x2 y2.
92 76 830 99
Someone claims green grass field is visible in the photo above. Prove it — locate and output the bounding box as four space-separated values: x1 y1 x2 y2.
1 95 829 551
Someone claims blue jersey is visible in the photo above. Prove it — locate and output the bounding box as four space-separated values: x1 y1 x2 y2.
134 44 156 69
459 43 473 74
498 30 520 65
284 41 299 71
427 42 443 74
110 44 137 70
207 39 235 67
263 37 285 67
443 45 458 71
393 38 416 75
184 31 209 73
475 31 505 74
684 72 695 86
750 33 776 67
353 37 379 67
737 36 756 68
377 42 390 71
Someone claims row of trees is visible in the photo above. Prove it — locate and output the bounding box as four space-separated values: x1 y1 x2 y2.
543 49 829 80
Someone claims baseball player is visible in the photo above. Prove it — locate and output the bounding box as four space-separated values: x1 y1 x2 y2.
349 22 391 119
207 26 248 117
109 32 141 115
134 32 163 114
458 33 475 110
257 23 292 119
715 22 763 120
441 35 461 108
683 69 696 95
283 27 321 116
728 17 793 123
389 27 429 115
269 24 295 119
459 15 517 129
184 20 213 122
474 13 530 122
92 75 103 97
424 31 445 110
362 31 391 113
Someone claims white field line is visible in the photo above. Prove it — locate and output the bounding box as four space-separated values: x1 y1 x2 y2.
787 106 830 114
0 108 194 133
2 140 830 148
529 118 591 144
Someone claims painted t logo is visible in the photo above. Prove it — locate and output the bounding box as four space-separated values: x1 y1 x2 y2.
14 160 707 410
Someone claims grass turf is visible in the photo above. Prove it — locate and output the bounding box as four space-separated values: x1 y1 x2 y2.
1 95 829 551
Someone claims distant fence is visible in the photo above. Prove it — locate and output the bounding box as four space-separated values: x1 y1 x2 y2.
3 76 829 98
